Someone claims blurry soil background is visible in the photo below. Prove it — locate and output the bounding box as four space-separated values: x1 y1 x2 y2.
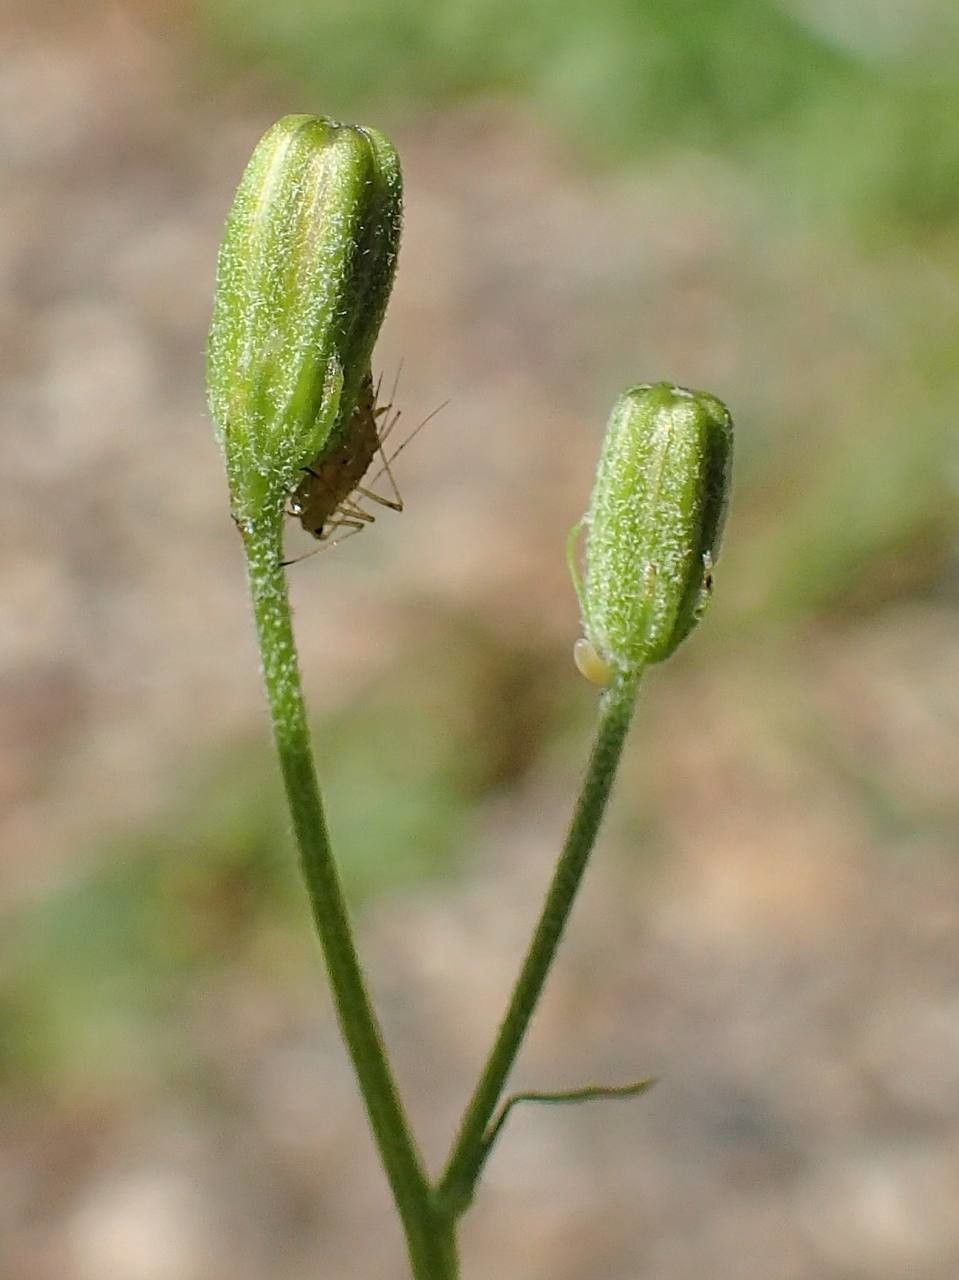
2 2 959 1278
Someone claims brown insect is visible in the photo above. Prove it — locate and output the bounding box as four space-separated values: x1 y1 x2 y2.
284 368 443 562
289 371 398 542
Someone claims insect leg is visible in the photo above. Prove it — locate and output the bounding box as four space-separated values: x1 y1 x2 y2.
336 498 377 524
279 515 368 566
320 518 368 548
355 431 404 512
365 398 449 492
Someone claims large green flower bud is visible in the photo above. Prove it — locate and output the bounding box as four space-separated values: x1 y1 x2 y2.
207 114 402 523
570 382 733 683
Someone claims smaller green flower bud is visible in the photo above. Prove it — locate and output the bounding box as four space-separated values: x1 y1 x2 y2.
207 114 402 522
569 382 733 682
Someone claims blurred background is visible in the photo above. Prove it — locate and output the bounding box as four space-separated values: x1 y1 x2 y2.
2 1 958 1277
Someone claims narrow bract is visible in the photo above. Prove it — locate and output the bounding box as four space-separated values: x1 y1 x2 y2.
207 114 402 524
571 382 733 679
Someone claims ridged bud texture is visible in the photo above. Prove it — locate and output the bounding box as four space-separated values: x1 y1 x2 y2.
576 382 733 674
207 114 402 520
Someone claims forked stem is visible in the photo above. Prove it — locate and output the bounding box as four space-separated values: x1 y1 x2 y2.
243 504 641 1274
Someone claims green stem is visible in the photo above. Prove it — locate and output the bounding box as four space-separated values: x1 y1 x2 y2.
439 669 642 1214
241 512 457 1280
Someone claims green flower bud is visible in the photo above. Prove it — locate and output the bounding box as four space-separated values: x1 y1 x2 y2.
207 114 402 522
569 382 733 682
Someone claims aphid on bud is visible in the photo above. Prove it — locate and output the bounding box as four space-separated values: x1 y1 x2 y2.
289 371 396 541
285 368 442 558
206 115 404 528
